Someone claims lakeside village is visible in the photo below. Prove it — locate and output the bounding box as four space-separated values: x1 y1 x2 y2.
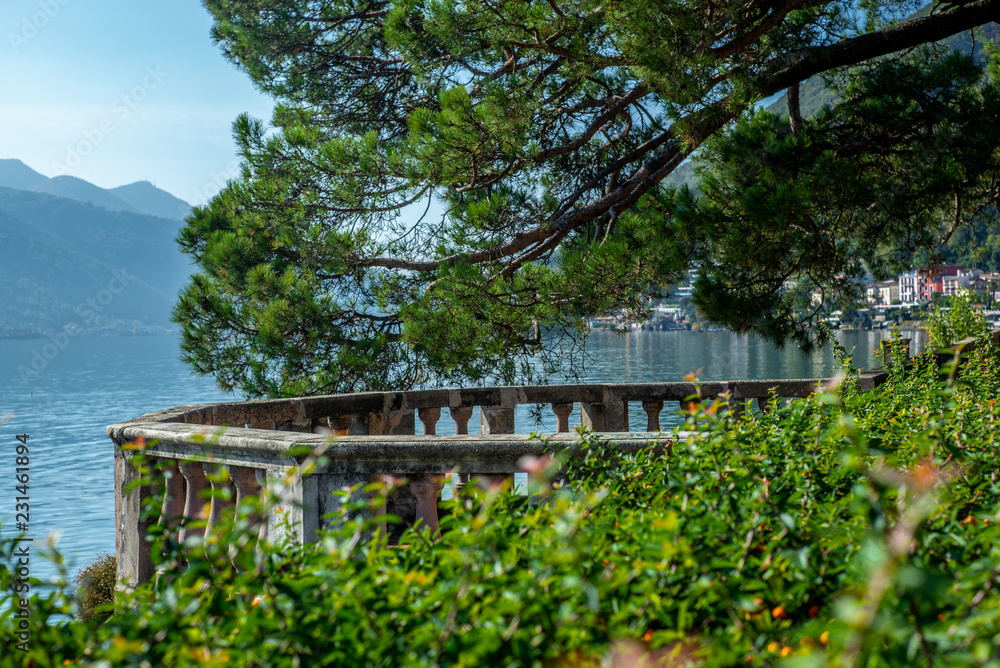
5 266 1000 342
593 265 1000 332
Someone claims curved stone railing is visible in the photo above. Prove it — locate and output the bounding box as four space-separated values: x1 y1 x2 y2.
109 330 1000 588
109 354 922 588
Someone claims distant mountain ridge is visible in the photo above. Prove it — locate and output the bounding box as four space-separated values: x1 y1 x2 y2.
110 181 192 220
0 187 194 333
30 175 138 214
0 159 47 191
0 161 197 334
0 159 192 220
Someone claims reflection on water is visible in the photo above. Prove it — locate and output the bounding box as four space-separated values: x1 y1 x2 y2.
0 329 926 581
582 328 926 384
568 329 927 434
432 328 927 436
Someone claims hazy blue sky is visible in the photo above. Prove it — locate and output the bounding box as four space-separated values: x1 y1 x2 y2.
1 0 274 204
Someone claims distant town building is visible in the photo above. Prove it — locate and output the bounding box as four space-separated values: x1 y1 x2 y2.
898 265 981 304
970 273 1000 302
865 280 899 305
942 268 983 296
898 270 919 304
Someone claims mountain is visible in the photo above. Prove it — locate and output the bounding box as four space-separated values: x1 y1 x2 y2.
0 187 194 332
765 75 837 122
0 160 199 333
0 159 48 190
0 159 193 220
30 175 138 214
110 181 192 220
767 19 1000 117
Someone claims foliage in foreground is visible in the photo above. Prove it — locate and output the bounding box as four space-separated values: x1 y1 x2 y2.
73 552 116 625
928 288 990 348
4 339 1000 665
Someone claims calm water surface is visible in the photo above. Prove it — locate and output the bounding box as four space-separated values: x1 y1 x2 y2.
0 336 232 583
0 329 924 582
438 328 928 435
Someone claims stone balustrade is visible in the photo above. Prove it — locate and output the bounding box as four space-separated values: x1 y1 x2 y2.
110 338 943 588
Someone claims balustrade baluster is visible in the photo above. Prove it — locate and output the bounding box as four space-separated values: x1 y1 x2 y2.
450 406 473 435
411 408 447 534
227 465 261 559
178 462 207 543
160 459 185 526
230 465 261 511
409 475 446 536
580 401 607 431
418 407 442 435
642 400 664 432
348 415 370 435
205 464 233 539
552 403 573 433
254 470 269 546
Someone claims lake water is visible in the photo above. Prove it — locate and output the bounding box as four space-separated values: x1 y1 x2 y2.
0 328 923 583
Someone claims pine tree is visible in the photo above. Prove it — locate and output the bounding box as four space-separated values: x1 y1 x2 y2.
176 0 1000 397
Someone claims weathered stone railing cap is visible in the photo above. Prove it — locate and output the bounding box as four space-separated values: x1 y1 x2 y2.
107 374 896 435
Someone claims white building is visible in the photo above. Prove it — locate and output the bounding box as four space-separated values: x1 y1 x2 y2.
865 280 899 306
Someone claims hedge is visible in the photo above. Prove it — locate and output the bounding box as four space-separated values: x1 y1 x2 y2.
4 334 1000 666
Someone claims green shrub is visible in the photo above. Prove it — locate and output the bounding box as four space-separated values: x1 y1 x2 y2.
927 288 988 348
4 335 1000 666
74 552 116 624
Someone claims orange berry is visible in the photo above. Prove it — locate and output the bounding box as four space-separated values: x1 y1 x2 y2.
820 631 829 645
767 642 779 653
808 605 820 618
772 605 787 619
643 631 653 643
780 646 792 657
